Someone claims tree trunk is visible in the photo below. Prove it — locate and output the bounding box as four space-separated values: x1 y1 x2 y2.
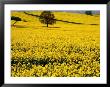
12 21 17 26
47 23 48 27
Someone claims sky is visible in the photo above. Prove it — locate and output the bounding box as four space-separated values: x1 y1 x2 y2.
70 11 100 14
17 10 100 14
53 10 100 14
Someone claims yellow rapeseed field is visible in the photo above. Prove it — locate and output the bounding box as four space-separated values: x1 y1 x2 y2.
11 11 100 77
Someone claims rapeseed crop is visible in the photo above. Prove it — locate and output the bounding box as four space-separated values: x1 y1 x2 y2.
11 11 100 77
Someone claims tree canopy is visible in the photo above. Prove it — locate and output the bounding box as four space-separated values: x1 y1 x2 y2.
39 11 56 27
